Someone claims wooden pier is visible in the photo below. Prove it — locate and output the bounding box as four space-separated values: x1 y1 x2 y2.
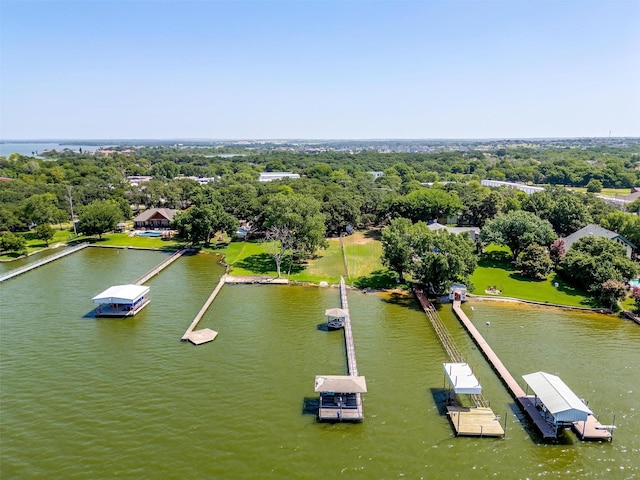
451 300 557 440
415 290 504 437
316 278 365 421
339 277 358 376
572 414 614 440
181 275 226 345
134 248 192 285
0 243 89 283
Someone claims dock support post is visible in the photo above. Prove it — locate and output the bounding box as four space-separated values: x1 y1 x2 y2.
503 411 507 438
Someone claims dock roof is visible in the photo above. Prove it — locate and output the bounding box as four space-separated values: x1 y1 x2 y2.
314 375 367 393
522 371 591 422
325 308 349 318
443 363 482 395
92 284 150 304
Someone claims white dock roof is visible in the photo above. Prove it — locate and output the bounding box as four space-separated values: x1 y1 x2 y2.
443 363 482 395
315 375 367 393
523 371 591 422
92 284 150 304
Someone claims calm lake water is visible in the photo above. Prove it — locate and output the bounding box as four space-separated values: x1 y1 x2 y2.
1 248 639 479
0 143 101 157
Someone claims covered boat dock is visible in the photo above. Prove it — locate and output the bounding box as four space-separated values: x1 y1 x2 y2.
315 375 366 421
523 371 612 440
443 362 504 437
92 284 150 317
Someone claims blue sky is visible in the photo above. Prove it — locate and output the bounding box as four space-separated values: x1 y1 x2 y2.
1 0 639 139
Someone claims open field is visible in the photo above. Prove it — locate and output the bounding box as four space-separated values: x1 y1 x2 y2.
470 245 594 307
570 187 634 197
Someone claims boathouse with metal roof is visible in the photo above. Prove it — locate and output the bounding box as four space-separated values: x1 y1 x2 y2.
522 371 592 434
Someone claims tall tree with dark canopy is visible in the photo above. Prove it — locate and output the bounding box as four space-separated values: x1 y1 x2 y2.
482 210 556 261
380 217 413 282
78 200 122 239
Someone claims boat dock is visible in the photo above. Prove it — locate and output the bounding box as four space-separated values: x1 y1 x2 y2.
134 248 192 285
181 275 226 345
415 289 504 437
339 277 358 376
451 300 557 440
316 277 366 421
0 243 89 283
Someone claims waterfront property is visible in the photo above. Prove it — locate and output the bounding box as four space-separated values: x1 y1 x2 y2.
92 284 150 316
133 208 177 229
563 224 636 259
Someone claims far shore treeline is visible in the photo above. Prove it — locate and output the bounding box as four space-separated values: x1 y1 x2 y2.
1 139 639 311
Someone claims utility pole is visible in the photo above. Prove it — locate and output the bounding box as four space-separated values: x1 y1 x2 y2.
66 185 77 236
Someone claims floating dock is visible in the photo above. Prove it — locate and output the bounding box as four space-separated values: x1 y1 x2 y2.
415 289 504 437
0 243 89 283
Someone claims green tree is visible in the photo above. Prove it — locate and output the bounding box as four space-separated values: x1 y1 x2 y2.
78 200 122 238
264 193 327 260
172 202 237 246
0 231 27 254
380 217 413 282
586 179 603 193
34 223 55 246
548 195 592 236
321 187 362 235
22 193 67 226
151 161 180 180
518 244 552 280
408 223 477 293
482 210 556 261
393 188 462 223
559 236 639 300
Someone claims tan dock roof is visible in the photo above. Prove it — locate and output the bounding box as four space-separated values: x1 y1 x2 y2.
325 308 349 318
314 375 367 393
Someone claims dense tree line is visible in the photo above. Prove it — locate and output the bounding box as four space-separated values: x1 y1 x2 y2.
1 144 638 305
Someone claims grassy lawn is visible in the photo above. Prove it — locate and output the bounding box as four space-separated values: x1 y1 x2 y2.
88 233 183 249
211 230 392 285
469 244 596 307
570 187 633 197
1 228 80 261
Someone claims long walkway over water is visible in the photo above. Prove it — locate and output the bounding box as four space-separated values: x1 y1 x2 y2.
134 248 191 285
452 300 557 439
0 243 89 283
339 277 358 376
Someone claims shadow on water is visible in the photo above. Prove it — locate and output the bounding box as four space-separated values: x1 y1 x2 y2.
316 323 329 332
429 388 453 417
302 397 320 416
381 291 423 312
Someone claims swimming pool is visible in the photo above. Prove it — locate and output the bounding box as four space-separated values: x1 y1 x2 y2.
138 231 163 237
630 279 640 288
